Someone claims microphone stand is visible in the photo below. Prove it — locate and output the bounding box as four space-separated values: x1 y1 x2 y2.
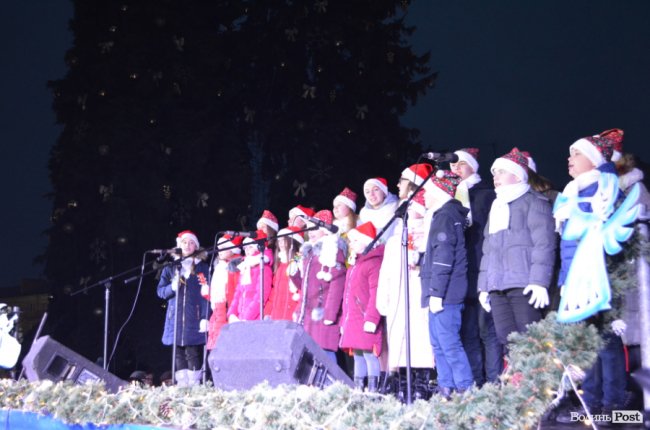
71 272 131 371
171 260 181 383
256 238 267 320
361 162 438 405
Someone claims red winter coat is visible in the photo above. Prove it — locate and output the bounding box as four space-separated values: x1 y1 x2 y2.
340 245 385 355
265 261 300 320
202 258 240 350
290 236 347 352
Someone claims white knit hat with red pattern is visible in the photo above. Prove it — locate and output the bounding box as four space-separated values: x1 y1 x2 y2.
333 187 358 212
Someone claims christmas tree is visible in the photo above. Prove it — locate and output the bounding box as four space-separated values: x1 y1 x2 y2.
43 0 434 375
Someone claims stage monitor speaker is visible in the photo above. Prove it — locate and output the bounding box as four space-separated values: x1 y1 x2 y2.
208 320 353 391
22 335 126 393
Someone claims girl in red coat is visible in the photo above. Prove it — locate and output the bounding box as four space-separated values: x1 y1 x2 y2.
256 209 279 255
227 231 273 322
340 221 385 392
202 234 242 350
265 226 303 320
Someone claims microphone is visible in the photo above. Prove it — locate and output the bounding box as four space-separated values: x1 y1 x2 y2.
147 248 182 255
299 215 339 234
422 152 459 163
220 231 258 238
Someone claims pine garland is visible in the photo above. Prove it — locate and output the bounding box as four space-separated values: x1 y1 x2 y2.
605 223 648 326
0 313 601 430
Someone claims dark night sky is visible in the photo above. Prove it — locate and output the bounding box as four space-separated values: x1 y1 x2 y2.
2 1 650 288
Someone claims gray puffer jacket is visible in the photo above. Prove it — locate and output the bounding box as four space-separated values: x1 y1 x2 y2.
477 191 556 293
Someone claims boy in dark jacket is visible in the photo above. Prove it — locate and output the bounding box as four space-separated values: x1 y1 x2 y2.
420 170 473 396
450 147 502 385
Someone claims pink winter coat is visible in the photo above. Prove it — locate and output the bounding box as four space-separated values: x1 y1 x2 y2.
227 252 273 321
339 245 385 355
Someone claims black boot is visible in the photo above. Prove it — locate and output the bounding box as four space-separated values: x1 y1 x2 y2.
413 368 433 401
395 368 408 402
379 371 397 395
354 376 365 391
367 376 379 393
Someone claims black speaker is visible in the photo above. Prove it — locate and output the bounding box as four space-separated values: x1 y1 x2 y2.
22 336 126 393
208 320 353 390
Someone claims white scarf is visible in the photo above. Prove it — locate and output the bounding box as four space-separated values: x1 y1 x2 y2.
210 259 229 303
180 257 198 279
463 173 481 189
488 182 530 234
238 252 265 285
553 169 601 228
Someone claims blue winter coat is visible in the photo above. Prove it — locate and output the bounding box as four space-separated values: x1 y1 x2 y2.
157 260 210 346
420 199 469 306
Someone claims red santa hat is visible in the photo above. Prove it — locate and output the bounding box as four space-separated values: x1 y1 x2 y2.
243 230 267 246
176 230 200 248
363 177 388 197
256 210 279 232
454 148 479 173
569 129 621 167
217 234 243 254
347 221 376 246
333 187 358 212
490 147 529 182
400 163 434 186
288 205 315 220
409 189 427 216
424 170 462 202
278 226 305 245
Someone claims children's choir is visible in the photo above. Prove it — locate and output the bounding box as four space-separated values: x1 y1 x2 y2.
157 129 648 416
